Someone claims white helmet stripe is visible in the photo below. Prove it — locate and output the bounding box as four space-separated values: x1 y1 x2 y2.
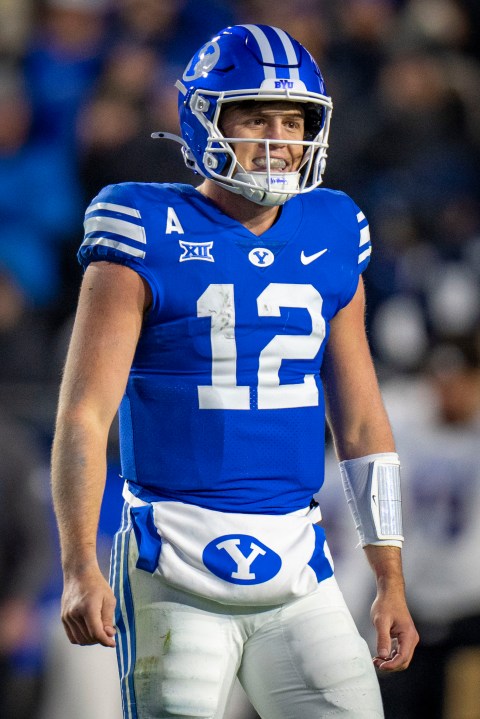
271 27 300 80
239 25 301 80
240 25 276 79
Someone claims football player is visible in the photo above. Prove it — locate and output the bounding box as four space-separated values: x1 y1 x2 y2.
52 24 418 718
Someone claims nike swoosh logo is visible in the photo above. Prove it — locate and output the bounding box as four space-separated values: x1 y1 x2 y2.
300 249 328 265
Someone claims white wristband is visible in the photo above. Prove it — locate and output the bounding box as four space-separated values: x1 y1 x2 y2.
339 452 404 548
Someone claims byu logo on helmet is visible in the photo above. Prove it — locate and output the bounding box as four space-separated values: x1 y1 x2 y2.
203 534 282 584
182 41 220 82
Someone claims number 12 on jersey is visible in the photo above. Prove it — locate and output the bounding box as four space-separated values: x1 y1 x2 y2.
197 283 326 410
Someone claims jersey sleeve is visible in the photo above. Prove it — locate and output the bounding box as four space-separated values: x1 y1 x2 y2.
355 204 372 274
335 194 372 311
77 183 161 311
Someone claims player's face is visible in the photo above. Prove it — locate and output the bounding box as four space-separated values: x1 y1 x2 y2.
220 102 305 175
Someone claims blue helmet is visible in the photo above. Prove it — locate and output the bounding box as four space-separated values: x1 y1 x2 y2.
153 25 333 206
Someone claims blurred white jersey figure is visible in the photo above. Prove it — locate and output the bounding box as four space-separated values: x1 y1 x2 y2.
39 619 122 719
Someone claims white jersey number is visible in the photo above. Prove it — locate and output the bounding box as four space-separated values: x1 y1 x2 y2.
197 283 325 410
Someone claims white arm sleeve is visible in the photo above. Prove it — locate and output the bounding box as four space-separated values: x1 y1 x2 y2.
339 452 404 548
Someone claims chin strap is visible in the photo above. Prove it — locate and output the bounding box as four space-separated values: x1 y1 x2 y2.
234 171 300 206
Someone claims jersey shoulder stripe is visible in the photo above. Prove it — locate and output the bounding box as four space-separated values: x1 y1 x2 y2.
81 237 146 259
84 216 146 244
87 201 141 218
80 188 146 261
356 209 372 268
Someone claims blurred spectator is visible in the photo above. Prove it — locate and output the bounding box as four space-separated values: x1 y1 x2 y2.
23 0 110 151
77 67 197 200
112 0 187 59
0 270 52 383
0 65 83 308
237 0 331 61
426 262 480 338
379 338 480 718
367 200 480 372
320 0 397 195
97 40 159 104
459 0 480 61
392 0 473 54
372 294 430 373
0 411 52 719
112 0 237 71
0 0 34 58
359 50 479 222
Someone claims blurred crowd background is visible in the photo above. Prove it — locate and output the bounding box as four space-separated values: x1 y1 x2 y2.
0 1 479 718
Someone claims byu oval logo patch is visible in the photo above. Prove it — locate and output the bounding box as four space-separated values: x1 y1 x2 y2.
248 248 274 267
203 534 282 585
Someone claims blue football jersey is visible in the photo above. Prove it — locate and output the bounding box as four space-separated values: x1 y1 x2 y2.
78 183 371 514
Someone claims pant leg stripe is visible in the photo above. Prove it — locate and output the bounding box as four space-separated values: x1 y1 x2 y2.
111 504 128 716
112 502 138 719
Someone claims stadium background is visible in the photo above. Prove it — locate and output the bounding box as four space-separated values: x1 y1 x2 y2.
0 1 479 718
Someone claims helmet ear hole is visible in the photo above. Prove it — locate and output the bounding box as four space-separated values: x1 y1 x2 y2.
304 105 324 141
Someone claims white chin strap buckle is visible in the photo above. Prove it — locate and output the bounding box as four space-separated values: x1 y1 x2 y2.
234 171 300 206
339 453 404 548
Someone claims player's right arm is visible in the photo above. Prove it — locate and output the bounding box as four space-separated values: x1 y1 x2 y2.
51 261 150 647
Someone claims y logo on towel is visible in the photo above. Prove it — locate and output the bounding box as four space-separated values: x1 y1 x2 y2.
203 534 282 584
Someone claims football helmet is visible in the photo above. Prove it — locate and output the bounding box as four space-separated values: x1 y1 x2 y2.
152 24 333 206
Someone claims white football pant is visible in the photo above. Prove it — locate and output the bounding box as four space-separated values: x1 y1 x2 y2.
112 520 384 719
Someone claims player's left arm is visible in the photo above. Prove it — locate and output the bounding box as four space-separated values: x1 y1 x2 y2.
321 276 419 672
